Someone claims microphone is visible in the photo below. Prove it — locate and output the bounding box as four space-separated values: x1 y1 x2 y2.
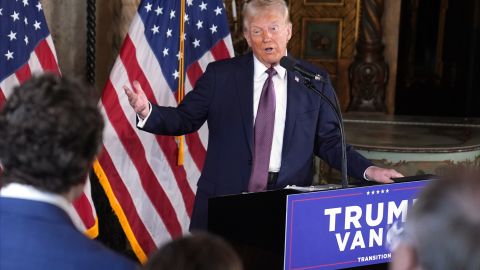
280 56 325 82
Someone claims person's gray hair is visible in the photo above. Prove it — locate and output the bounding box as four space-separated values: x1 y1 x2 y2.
242 0 290 32
402 169 480 270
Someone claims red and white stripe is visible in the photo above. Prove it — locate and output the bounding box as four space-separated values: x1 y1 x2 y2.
96 14 233 261
0 35 99 238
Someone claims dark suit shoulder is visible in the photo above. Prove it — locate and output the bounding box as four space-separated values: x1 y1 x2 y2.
206 52 251 71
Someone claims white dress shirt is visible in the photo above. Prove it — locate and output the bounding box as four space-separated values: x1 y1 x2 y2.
252 55 287 173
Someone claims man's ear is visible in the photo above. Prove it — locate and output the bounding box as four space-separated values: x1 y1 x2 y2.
244 31 252 47
390 243 421 270
286 22 292 41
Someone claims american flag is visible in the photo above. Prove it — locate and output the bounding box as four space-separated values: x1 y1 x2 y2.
94 0 233 262
0 0 98 237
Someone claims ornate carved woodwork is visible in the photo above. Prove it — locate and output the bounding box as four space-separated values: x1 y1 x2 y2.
348 0 387 112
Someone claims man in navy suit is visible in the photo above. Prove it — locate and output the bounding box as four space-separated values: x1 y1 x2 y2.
0 75 138 270
124 0 403 231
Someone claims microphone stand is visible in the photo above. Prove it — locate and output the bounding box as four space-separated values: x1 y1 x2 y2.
302 78 349 189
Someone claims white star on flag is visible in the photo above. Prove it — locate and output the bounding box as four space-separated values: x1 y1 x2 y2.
210 24 217 33
192 38 200 47
4 50 14 60
33 20 41 30
144 3 152 12
151 25 159 34
7 31 17 41
11 11 20 21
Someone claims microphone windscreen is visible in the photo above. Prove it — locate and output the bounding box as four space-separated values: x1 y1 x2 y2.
279 56 296 71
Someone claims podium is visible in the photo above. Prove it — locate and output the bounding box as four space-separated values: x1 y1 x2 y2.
208 180 432 270
209 189 301 269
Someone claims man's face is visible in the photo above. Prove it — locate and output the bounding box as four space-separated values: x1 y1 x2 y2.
244 8 292 67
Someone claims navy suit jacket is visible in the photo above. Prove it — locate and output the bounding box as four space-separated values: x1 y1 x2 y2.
0 197 138 270
140 52 373 230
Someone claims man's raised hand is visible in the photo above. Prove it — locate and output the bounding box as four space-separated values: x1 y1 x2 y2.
123 81 149 119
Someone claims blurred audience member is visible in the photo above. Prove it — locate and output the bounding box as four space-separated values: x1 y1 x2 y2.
391 169 480 270
0 74 138 270
143 232 243 270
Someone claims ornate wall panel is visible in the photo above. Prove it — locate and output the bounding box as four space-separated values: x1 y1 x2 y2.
289 0 360 110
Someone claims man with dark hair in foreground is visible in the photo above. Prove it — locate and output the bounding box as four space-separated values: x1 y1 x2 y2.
0 74 138 270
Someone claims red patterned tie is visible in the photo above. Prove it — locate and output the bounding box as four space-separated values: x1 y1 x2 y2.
248 67 277 192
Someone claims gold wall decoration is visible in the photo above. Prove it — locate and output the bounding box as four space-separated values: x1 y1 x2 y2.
288 0 360 110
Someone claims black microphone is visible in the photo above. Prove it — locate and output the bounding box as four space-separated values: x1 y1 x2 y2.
280 56 325 82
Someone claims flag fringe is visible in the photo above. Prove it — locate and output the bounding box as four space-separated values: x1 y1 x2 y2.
93 160 148 263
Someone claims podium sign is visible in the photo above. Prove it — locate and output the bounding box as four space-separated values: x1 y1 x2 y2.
284 180 431 269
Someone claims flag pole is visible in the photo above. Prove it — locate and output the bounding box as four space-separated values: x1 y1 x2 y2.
177 0 186 165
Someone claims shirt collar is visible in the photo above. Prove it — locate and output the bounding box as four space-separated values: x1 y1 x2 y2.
252 54 287 81
1 183 73 220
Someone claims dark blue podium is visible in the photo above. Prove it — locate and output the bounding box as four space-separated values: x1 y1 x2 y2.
208 178 433 270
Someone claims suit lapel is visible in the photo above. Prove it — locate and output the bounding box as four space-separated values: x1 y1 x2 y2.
282 72 304 162
235 53 255 155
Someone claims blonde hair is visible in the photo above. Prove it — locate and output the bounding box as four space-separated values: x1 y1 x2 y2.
242 0 290 32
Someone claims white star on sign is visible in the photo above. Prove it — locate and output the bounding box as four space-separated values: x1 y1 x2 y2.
199 2 207 11
184 14 189 23
166 28 172 37
214 6 222 15
24 36 29 45
24 17 28 25
187 0 193 6
155 6 163 15
36 2 42 11
0 8 3 16
196 20 203 29
173 69 179 79
170 10 176 19
162 48 169 56
23 0 29 6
